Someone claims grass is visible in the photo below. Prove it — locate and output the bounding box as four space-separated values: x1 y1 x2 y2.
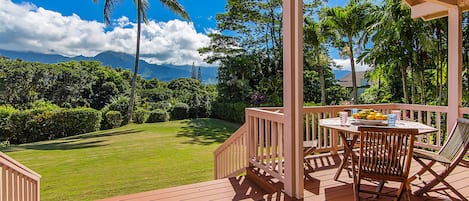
2 118 240 201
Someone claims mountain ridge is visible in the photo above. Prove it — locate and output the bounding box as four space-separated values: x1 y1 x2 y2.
0 49 350 83
0 49 218 84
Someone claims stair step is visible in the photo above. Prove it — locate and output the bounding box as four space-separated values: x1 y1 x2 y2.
245 166 283 194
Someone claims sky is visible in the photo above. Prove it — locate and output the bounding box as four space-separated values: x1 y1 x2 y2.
0 0 370 71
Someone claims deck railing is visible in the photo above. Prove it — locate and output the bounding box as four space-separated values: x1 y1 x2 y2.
214 123 249 179
246 108 285 182
0 151 41 201
214 104 469 180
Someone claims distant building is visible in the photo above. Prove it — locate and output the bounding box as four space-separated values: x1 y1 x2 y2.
338 71 371 99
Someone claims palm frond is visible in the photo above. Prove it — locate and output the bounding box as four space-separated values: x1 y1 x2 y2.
159 0 191 21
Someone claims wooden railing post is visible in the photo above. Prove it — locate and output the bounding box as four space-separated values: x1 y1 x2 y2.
283 0 304 198
447 7 463 131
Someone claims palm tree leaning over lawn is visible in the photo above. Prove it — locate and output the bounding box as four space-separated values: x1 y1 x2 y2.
94 0 190 122
321 0 374 104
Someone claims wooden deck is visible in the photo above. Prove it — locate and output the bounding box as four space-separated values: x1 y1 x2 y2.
100 152 469 201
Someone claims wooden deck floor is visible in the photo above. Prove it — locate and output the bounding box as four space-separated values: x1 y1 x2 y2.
99 153 469 201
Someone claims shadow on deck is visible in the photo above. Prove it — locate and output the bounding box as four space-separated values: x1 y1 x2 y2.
99 152 469 201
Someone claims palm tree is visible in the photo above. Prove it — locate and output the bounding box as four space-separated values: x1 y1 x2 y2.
94 0 190 122
321 0 374 104
304 17 330 105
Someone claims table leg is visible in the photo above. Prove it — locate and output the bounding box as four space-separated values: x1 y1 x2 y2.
334 133 358 181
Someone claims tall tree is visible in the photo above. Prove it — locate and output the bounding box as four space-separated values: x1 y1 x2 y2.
304 18 330 105
94 0 190 122
321 0 375 103
197 66 202 82
191 62 196 79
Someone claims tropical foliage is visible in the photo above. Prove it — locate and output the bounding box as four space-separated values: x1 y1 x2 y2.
0 58 216 143
199 0 348 122
93 0 190 123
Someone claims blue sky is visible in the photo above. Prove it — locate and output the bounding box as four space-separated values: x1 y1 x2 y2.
9 0 226 33
0 0 370 70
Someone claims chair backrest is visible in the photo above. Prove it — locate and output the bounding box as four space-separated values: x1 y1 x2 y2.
357 127 418 180
439 118 469 163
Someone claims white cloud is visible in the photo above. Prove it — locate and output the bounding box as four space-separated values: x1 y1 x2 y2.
332 59 371 72
0 0 212 66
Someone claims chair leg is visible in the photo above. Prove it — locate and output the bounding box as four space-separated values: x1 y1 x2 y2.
413 160 468 201
351 153 360 201
395 182 406 201
409 157 435 182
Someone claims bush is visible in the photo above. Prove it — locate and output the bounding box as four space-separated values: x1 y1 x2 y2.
133 109 148 124
188 95 211 118
8 108 101 144
25 100 60 110
105 111 122 129
100 96 130 129
212 101 249 123
0 105 17 141
153 101 172 111
139 88 173 102
58 108 101 137
171 103 189 120
146 109 169 123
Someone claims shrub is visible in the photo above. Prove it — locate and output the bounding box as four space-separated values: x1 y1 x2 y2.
188 94 211 118
59 108 101 136
25 100 60 110
105 111 122 129
212 102 249 123
8 108 101 144
0 105 17 141
139 88 173 102
153 101 172 111
100 96 130 129
146 109 169 123
133 109 149 124
171 103 189 120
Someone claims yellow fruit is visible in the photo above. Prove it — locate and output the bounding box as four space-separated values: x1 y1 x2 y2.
366 115 375 120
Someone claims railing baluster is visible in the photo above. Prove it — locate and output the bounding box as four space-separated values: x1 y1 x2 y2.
214 104 462 181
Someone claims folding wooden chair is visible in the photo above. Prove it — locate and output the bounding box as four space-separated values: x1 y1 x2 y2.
353 127 418 201
410 118 469 201
303 140 317 178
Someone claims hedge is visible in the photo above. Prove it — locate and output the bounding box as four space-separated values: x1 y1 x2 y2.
7 108 101 144
105 111 122 129
211 102 249 123
100 97 130 129
133 109 149 124
171 103 189 120
0 105 17 141
146 110 169 123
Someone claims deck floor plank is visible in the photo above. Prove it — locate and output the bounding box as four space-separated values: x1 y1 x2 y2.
99 153 469 201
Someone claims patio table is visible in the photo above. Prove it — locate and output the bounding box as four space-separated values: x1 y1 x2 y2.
319 117 438 181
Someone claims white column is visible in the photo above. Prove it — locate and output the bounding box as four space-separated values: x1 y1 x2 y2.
447 6 462 130
283 0 304 198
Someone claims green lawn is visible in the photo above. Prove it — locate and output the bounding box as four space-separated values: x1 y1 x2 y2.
2 118 240 201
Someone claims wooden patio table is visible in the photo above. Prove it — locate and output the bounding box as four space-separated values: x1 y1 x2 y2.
319 117 438 181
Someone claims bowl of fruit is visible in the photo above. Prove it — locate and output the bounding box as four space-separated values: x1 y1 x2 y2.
351 109 388 125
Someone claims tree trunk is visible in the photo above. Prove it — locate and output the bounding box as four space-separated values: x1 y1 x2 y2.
401 65 408 104
127 0 142 123
411 62 415 104
348 35 358 104
420 69 425 105
319 54 326 106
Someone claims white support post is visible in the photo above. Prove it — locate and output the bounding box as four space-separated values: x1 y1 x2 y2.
282 0 304 199
447 6 462 131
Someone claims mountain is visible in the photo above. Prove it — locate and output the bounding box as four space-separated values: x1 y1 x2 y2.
0 49 346 84
0 49 218 84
